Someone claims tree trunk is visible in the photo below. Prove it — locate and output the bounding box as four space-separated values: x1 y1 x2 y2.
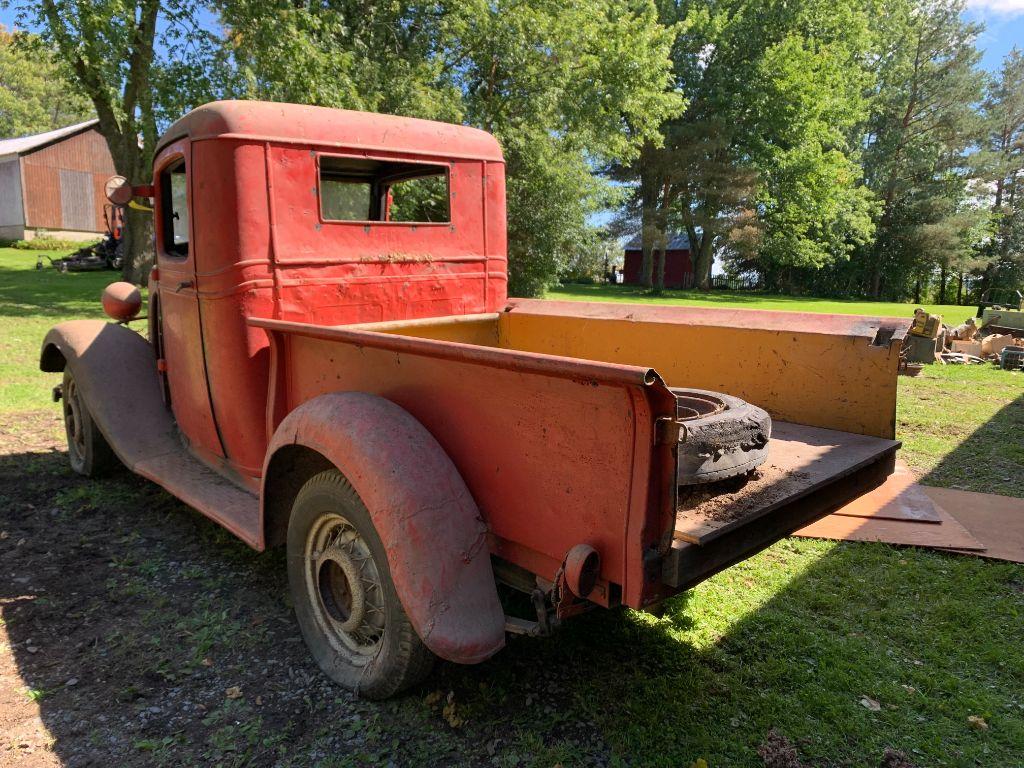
692 235 713 290
638 150 658 290
957 271 963 305
939 264 947 305
122 204 154 284
107 143 154 285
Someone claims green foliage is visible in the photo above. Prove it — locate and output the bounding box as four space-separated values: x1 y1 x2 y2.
975 48 1024 299
623 0 877 290
849 0 988 301
220 0 681 296
5 236 99 250
0 25 92 136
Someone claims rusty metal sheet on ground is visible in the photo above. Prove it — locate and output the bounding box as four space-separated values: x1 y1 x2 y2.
830 460 942 523
923 487 1024 563
793 503 985 550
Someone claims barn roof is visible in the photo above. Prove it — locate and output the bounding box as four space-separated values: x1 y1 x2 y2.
0 119 99 160
624 233 691 251
157 100 504 162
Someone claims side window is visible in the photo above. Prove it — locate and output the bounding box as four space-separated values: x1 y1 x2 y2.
388 173 449 223
318 155 450 223
159 159 189 256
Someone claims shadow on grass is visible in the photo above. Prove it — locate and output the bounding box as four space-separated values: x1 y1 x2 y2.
0 258 115 318
917 392 1024 494
1 443 1022 766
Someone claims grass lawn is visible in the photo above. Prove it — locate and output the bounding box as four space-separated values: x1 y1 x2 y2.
549 282 975 320
1 249 1022 766
0 249 126 413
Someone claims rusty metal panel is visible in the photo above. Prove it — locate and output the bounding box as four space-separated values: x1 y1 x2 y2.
22 127 115 173
22 163 60 228
501 300 905 439
21 127 115 232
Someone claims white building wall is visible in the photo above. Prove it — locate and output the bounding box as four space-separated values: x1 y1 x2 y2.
0 157 25 231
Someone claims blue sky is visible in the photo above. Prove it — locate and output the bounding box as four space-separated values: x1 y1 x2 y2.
963 0 1024 72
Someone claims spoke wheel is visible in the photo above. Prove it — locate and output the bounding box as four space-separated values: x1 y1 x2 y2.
60 369 116 477
306 513 386 659
63 376 88 472
287 469 434 699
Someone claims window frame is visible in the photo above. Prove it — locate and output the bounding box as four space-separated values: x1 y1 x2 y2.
156 155 190 259
315 152 452 226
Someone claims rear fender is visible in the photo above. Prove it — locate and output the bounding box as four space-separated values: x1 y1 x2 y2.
261 392 506 665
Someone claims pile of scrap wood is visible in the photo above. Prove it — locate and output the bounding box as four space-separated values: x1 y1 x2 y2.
795 460 1024 562
943 332 1024 366
902 308 1024 369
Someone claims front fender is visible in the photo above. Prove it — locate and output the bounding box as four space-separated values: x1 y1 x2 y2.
262 392 506 665
40 320 177 469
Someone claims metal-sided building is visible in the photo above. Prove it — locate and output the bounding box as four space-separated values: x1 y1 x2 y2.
0 120 117 242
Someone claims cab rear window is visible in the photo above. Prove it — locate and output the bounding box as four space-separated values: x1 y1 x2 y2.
319 155 449 224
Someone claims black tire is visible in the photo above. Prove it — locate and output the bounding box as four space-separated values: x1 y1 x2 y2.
286 469 434 699
672 388 771 485
61 369 117 477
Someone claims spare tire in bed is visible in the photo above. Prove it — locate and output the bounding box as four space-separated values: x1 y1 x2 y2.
670 388 771 486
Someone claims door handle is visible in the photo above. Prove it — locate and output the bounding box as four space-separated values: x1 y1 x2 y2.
175 280 194 293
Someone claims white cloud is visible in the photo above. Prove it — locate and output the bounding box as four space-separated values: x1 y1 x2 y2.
966 0 1024 16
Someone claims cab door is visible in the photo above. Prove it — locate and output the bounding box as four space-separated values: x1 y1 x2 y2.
154 142 225 460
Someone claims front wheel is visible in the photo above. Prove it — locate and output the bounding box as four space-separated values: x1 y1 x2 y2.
287 469 434 699
61 369 116 477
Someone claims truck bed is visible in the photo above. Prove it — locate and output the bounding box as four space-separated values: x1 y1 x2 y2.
250 300 904 609
664 422 898 590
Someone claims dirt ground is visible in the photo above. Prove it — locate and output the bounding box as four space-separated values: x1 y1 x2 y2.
0 412 612 767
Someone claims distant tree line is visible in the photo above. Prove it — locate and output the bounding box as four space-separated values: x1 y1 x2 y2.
1 0 1020 304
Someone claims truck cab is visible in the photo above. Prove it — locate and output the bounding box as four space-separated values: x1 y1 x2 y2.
42 101 905 698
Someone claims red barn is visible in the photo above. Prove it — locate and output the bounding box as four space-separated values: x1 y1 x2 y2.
622 233 694 289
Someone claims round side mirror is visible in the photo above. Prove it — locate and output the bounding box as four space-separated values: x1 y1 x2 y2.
104 175 133 206
102 282 142 322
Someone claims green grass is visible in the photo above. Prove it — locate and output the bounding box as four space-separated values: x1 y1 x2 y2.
0 248 124 412
897 365 1024 496
1 249 1022 766
549 282 974 320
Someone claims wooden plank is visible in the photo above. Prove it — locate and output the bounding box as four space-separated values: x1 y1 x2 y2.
923 487 1024 563
830 460 942 523
674 422 899 546
793 503 984 550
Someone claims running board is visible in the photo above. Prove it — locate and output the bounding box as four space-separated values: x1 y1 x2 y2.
41 320 261 548
663 422 899 590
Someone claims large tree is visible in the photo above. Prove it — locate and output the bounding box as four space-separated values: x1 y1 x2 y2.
220 0 681 296
0 25 93 136
856 0 986 300
625 0 876 291
5 0 224 282
976 48 1024 299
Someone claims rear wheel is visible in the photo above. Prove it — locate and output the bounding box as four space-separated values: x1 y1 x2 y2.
286 469 434 699
61 369 116 477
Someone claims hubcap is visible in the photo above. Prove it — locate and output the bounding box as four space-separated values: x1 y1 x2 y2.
305 513 385 659
63 379 86 465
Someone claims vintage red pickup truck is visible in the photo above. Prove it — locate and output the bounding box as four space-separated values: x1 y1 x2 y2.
41 101 905 698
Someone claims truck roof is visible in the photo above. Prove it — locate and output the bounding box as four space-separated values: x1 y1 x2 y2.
156 100 504 162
